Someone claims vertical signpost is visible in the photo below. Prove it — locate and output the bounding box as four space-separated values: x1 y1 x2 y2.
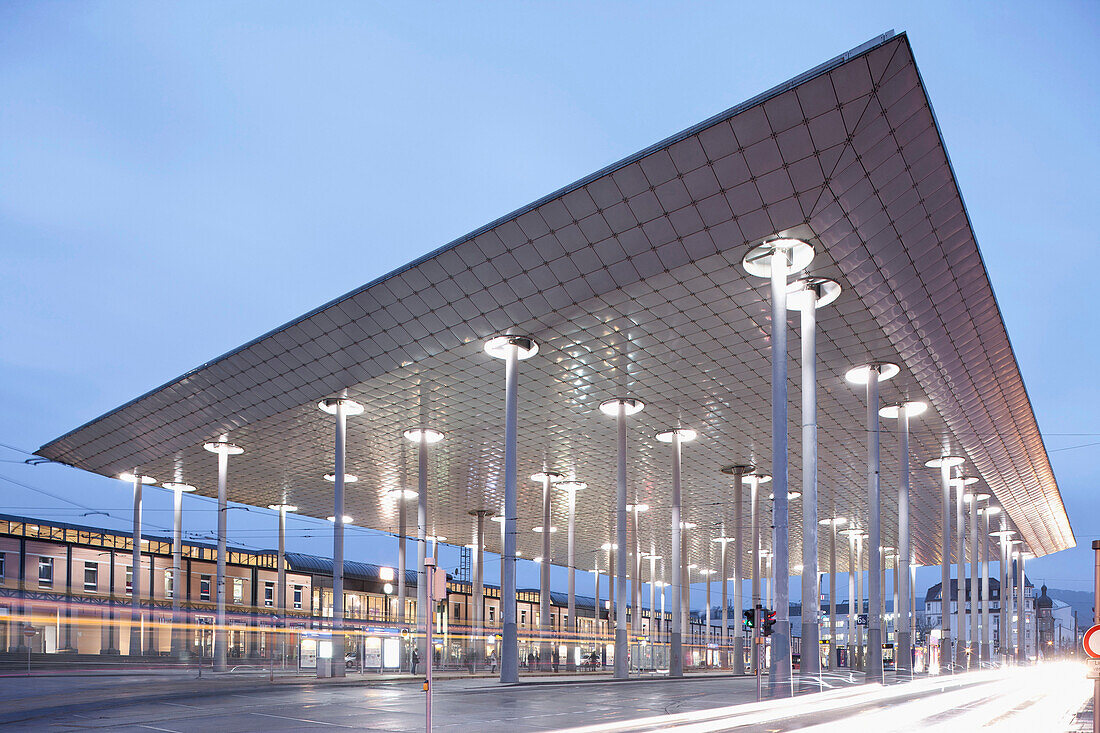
424 557 446 733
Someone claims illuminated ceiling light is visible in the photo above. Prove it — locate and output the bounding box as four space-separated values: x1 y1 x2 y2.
484 334 539 360
819 517 847 527
267 503 298 512
769 491 801 500
687 563 698 569
119 472 157 484
600 542 618 550
712 537 733 543
531 471 564 484
324 473 358 483
327 515 353 523
385 487 418 500
844 362 900 385
202 441 244 455
532 526 557 533
379 567 395 582
490 515 506 523
925 455 965 468
951 475 979 488
403 428 444 444
680 521 697 530
655 428 698 443
984 506 1002 516
741 473 772 485
317 397 364 415
162 482 196 492
426 534 447 542
879 401 928 419
741 238 815 277
839 528 864 537
626 503 650 512
558 481 587 492
599 397 645 417
786 277 841 309
643 554 663 561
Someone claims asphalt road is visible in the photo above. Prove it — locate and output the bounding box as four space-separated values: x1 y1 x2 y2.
4 664 1088 732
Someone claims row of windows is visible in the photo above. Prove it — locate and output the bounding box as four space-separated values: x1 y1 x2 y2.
3 553 304 609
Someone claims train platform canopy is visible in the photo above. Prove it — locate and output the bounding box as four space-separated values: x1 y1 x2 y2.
38 32 1073 575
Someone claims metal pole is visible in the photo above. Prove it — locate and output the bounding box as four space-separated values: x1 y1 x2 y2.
1092 539 1099 733
847 533 856 671
1000 532 1009 662
417 435 429 677
540 474 552 671
720 538 729 669
501 344 519 684
1016 550 1026 664
940 463 952 673
866 369 883 684
897 406 912 675
425 557 436 733
855 537 863 670
172 485 184 659
215 450 228 671
277 505 287 670
398 495 407 669
750 475 761 698
472 511 487 670
829 520 837 669
800 285 820 687
768 248 792 696
614 402 629 679
981 508 990 662
672 437 685 678
568 489 577 672
969 492 979 666
955 473 966 668
649 552 657 668
130 474 143 658
734 476 744 675
332 400 347 678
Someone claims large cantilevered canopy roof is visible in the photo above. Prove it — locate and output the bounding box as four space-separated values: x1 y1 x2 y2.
38 33 1073 577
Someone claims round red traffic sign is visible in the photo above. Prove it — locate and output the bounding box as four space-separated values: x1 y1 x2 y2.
1083 624 1100 658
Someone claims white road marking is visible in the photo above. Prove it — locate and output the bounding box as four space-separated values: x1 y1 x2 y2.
250 711 352 727
162 701 200 708
139 725 182 733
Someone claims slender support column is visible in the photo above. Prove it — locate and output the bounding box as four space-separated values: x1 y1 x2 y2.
793 279 838 687
768 249 792 695
608 547 616 647
980 506 991 662
926 456 962 674
955 472 966 668
485 334 537 684
594 563 601 653
566 486 579 672
734 473 745 675
167 482 196 660
889 402 916 675
999 532 1010 661
867 368 883 684
1016 550 1027 664
749 474 764 682
968 493 979 665
129 473 144 657
855 536 863 670
603 398 643 680
720 538 729 668
276 505 290 666
662 429 696 678
469 510 491 671
891 554 899 645
331 399 349 678
828 519 838 669
846 532 857 670
704 567 712 657
418 438 429 673
537 472 556 671
203 440 240 672
648 551 657 668
397 493 407 668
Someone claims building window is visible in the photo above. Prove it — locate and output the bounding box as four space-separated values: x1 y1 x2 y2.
489 606 495 623
521 610 527 626
199 574 212 601
165 569 174 599
38 557 54 588
293 585 303 610
84 562 98 592
453 603 461 619
0 552 5 577
125 566 133 595
264 582 275 607
232 577 244 604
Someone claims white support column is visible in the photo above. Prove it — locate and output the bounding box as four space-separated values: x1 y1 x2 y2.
742 238 814 698
203 439 242 672
967 491 979 665
469 509 493 670
121 472 153 657
534 470 561 672
981 505 996 662
391 486 411 669
564 482 583 672
1017 548 1028 664
321 396 362 678
267 502 295 668
844 530 857 670
165 482 195 659
746 472 770 681
485 334 538 684
730 466 748 675
404 425 444 679
926 455 962 673
601 397 643 680
660 428 696 678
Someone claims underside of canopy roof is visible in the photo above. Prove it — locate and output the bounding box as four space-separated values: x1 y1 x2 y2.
38 32 1073 578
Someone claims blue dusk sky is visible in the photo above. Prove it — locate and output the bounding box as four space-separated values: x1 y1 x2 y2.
1 2 1097 605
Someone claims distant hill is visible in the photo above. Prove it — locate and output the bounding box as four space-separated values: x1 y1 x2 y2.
1047 588 1093 624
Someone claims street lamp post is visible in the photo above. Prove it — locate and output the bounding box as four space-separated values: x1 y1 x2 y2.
560 482 585 672
485 334 539 684
926 455 964 673
533 471 563 671
601 397 644 680
404 426 445 679
203 439 243 672
658 428 696 677
164 481 196 660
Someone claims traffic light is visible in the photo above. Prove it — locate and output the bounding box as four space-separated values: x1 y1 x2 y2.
742 608 755 629
761 608 777 637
